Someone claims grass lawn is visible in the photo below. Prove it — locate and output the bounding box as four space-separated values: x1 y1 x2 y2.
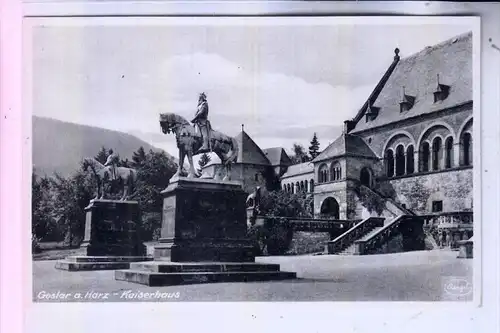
33 242 84 261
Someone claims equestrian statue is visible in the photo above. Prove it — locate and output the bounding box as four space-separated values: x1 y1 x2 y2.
82 152 138 201
159 92 238 180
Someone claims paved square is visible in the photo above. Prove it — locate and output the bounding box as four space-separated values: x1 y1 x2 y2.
33 250 472 302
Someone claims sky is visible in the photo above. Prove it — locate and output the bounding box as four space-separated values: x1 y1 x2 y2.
31 19 471 161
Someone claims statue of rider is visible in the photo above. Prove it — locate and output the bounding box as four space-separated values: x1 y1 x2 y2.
191 92 211 154
104 149 119 181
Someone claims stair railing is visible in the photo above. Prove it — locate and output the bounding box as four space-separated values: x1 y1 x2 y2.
354 215 424 255
326 217 385 254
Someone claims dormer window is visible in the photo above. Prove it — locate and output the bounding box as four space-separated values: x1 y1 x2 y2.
399 86 415 112
365 102 379 122
433 74 450 103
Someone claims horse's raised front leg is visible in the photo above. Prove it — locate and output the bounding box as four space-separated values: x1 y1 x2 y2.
186 150 196 178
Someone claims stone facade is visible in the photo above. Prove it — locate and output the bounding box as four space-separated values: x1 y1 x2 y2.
205 32 474 234
387 168 473 214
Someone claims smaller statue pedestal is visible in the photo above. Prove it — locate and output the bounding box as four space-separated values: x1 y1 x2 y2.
115 178 296 286
56 199 152 271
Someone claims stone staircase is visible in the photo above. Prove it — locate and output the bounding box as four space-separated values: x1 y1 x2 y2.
327 185 426 255
359 184 415 217
338 226 384 255
326 217 385 255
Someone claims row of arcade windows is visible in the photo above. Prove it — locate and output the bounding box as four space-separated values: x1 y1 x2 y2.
384 133 472 177
283 179 314 193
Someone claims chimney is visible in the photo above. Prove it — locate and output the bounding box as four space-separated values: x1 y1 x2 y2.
343 120 355 133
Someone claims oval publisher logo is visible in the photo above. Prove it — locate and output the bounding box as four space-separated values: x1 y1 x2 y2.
444 278 472 296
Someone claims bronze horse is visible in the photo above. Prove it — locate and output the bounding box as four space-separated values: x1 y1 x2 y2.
159 113 238 180
82 158 137 201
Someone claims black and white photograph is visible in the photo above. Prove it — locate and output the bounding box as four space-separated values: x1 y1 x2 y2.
28 16 479 302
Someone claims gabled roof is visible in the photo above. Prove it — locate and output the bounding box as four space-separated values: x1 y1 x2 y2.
312 133 378 163
281 162 314 179
262 147 292 167
350 31 472 133
235 130 270 165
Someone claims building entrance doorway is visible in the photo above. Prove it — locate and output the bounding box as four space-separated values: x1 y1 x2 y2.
320 197 340 219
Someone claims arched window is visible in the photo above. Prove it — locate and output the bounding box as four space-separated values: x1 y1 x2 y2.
309 179 314 193
330 162 341 181
445 137 454 169
385 150 394 177
318 164 328 183
420 142 430 172
432 137 442 171
300 181 304 192
360 167 372 187
296 182 300 193
291 183 294 194
395 145 405 176
461 132 472 166
406 145 414 174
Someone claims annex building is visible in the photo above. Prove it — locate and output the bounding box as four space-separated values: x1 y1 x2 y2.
203 32 473 246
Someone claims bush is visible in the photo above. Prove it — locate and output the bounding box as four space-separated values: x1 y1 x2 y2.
264 217 294 255
32 234 41 254
140 212 162 241
248 190 311 256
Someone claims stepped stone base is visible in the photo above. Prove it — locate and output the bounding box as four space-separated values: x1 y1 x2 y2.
55 256 153 271
115 261 296 286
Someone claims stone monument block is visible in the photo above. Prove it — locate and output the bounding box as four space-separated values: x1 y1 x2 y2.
80 199 143 256
117 178 296 286
154 178 256 262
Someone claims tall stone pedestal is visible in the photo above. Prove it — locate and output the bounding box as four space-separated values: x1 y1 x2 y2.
56 199 152 271
153 178 255 262
116 178 296 286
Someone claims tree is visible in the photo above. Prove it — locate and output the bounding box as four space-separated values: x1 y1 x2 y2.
197 153 211 175
32 172 59 241
308 132 320 159
119 158 131 168
134 150 177 240
49 170 94 247
290 143 310 164
131 146 147 168
94 146 110 165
